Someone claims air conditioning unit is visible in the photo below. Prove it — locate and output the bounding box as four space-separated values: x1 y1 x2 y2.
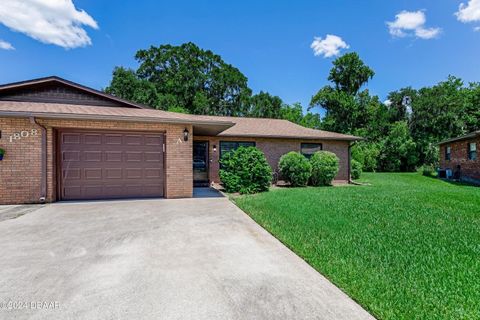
446 169 453 179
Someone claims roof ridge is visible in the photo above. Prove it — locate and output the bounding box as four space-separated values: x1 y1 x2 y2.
0 76 152 110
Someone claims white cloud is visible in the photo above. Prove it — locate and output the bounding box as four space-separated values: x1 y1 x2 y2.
456 0 480 31
387 10 441 40
0 0 98 49
456 0 480 22
415 27 442 39
311 35 349 58
0 39 14 50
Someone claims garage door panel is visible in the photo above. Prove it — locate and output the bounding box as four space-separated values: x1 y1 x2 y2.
145 152 162 162
63 186 82 199
145 168 162 179
84 151 102 162
105 151 122 162
60 130 165 200
125 168 142 179
63 151 80 161
126 151 142 162
143 185 164 196
105 168 122 179
145 136 163 146
62 133 80 144
84 134 102 145
125 135 142 145
84 168 102 180
63 168 81 180
105 134 122 145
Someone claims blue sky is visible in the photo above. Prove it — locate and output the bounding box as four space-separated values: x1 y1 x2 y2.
0 0 479 114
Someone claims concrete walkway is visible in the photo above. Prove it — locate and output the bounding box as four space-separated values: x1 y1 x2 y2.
0 198 374 320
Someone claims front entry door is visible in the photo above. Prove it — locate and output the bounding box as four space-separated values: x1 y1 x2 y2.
193 141 209 186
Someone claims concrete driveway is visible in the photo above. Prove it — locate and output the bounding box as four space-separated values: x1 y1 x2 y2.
0 196 374 320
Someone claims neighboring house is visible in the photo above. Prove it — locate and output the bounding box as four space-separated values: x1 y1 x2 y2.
438 131 480 184
0 77 361 204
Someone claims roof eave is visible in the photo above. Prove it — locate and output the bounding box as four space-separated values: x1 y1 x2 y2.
218 133 363 141
0 110 235 128
438 131 480 145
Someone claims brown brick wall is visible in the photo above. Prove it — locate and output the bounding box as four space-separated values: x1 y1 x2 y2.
0 117 42 204
194 136 351 183
439 137 480 180
0 116 192 204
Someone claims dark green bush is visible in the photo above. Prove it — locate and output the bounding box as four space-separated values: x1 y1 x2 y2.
351 159 363 180
219 146 272 194
278 152 312 187
309 151 339 186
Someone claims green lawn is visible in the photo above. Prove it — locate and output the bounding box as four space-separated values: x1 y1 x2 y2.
232 173 480 320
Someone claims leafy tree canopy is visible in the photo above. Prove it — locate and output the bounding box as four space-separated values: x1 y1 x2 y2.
249 91 283 118
328 52 375 96
106 42 252 116
310 53 379 135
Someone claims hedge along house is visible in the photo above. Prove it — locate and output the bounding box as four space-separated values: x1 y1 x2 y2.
438 131 480 184
0 77 361 205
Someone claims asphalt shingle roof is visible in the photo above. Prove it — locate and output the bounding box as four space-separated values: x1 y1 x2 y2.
0 101 361 141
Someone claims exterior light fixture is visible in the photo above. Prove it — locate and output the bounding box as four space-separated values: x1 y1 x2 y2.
213 145 217 152
183 128 189 141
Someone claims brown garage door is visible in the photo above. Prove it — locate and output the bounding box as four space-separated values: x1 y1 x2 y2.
58 130 165 200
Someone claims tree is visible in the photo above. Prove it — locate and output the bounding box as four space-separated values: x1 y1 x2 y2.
280 103 322 129
378 121 418 172
351 141 380 172
385 87 418 123
249 91 283 118
106 42 252 116
310 53 379 134
327 52 375 95
464 82 480 132
105 67 160 108
409 76 466 164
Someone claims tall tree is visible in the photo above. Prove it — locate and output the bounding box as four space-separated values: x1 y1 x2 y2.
327 52 375 96
385 87 418 123
249 91 283 118
464 82 480 132
409 76 467 164
106 42 252 116
310 52 377 134
378 121 418 172
280 103 322 129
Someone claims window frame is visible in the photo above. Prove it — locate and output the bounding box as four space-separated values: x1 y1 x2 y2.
219 141 256 160
300 143 323 159
468 142 477 161
445 146 451 161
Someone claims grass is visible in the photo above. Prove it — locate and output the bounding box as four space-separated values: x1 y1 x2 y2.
232 173 480 320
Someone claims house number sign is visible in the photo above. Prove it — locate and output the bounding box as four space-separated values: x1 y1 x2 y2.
8 129 38 143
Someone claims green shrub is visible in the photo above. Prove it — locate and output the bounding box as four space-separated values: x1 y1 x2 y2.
309 151 339 186
422 165 436 177
278 152 312 187
351 159 362 180
219 147 272 194
351 141 380 172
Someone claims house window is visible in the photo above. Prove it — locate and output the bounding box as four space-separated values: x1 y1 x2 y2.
445 146 451 161
220 141 256 159
468 142 477 160
301 143 322 159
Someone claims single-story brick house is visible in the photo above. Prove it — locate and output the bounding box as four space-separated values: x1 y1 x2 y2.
0 76 361 204
438 131 479 184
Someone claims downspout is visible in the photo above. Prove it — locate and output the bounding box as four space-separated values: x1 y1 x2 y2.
348 142 352 184
29 116 47 203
